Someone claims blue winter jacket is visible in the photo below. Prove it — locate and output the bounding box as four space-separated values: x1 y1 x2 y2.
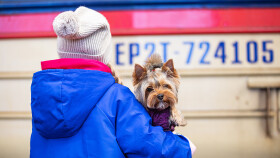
30 69 192 158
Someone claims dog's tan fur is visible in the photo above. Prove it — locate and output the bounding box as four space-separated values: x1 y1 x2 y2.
107 64 122 84
132 54 186 126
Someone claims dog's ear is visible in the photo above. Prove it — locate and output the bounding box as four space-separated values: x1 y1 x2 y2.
134 64 145 79
162 59 179 79
163 59 174 73
132 64 147 86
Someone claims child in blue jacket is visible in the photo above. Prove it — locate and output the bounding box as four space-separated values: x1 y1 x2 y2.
30 6 194 158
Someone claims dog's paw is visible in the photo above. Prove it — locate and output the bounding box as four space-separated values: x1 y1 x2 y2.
178 117 187 126
170 115 186 127
171 108 187 126
175 115 187 126
169 116 179 126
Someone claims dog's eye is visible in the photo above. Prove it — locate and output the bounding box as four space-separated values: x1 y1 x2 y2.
146 87 154 92
163 84 171 89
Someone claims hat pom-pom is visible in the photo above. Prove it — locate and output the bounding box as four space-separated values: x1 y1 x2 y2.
53 11 79 39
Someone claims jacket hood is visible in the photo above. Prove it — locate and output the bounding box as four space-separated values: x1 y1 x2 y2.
31 69 115 138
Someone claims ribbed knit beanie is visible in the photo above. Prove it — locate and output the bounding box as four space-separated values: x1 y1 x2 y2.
52 6 112 64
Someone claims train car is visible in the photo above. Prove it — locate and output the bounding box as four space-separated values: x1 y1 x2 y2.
0 0 280 157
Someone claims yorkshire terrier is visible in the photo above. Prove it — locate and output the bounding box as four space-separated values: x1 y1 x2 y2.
132 54 186 131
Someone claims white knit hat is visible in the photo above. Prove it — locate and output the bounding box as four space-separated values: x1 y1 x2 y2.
52 6 112 64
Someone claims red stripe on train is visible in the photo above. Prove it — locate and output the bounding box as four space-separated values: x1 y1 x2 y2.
1 8 280 38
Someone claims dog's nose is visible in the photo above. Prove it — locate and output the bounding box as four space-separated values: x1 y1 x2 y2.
157 94 164 100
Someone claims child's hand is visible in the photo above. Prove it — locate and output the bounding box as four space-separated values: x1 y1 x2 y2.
188 138 196 155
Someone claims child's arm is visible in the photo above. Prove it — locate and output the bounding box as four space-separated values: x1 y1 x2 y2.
173 132 197 155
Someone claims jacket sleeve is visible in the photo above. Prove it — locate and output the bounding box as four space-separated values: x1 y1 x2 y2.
115 86 192 158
